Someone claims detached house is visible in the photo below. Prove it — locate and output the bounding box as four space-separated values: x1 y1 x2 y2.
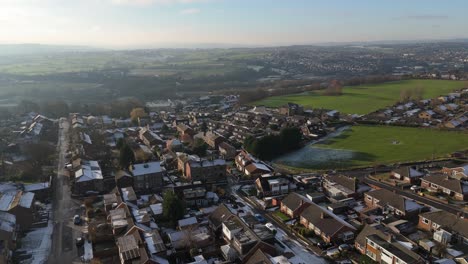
299 202 356 243
129 162 165 193
421 174 468 201
364 189 423 219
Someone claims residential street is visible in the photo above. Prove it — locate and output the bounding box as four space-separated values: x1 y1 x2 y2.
228 182 328 263
48 118 83 264
364 176 468 217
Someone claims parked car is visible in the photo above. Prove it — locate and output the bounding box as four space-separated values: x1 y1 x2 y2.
254 214 266 223
237 209 245 214
265 222 276 232
75 237 84 247
326 247 340 258
410 185 421 192
338 244 351 252
231 204 239 209
73 215 81 225
316 242 333 250
236 202 245 207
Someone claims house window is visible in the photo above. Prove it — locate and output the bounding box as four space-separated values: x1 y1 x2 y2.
432 223 440 229
366 250 376 260
431 183 438 189
366 196 372 201
368 241 375 247
422 218 429 224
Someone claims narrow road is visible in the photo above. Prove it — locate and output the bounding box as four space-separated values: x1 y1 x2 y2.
48 118 82 264
364 177 468 217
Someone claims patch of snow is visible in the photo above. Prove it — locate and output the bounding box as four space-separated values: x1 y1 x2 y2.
18 220 53 264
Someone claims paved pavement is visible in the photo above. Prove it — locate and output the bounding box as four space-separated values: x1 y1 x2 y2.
364 177 468 217
48 118 83 264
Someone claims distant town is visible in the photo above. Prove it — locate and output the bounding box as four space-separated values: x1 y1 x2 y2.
0 70 467 264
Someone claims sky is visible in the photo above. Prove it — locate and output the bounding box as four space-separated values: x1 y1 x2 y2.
0 0 467 48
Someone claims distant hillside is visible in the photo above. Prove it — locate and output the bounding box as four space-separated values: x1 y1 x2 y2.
0 44 103 56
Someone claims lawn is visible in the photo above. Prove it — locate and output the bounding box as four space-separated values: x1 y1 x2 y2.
254 79 466 114
273 211 290 221
315 125 468 167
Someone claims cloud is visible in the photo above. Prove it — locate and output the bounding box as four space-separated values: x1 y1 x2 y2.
396 14 449 20
180 8 200 14
90 26 102 32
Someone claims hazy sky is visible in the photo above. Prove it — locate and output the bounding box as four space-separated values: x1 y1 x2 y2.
1 0 467 48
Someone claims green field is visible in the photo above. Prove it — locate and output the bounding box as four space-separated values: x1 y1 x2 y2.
254 79 466 114
316 126 468 167
274 125 468 170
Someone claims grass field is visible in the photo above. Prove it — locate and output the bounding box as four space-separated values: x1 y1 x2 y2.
254 79 466 114
315 125 468 167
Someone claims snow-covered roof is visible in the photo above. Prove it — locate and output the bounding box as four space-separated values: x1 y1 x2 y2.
149 203 163 215
24 182 50 192
131 162 164 176
178 216 197 228
82 133 92 144
75 162 103 182
0 193 15 211
19 192 35 208
0 211 16 232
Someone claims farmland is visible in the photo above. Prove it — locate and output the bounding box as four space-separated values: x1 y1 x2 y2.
274 125 468 170
254 79 466 114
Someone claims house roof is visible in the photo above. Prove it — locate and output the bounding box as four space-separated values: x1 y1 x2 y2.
117 235 141 261
131 162 164 176
178 216 198 228
0 211 16 233
355 224 384 249
244 248 273 264
420 210 468 238
281 192 309 211
19 192 35 208
208 204 234 229
367 234 422 263
393 167 424 178
326 175 357 193
366 189 421 213
422 175 467 194
75 160 103 182
245 163 271 174
300 202 356 236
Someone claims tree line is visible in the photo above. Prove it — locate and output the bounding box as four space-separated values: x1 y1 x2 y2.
243 127 302 161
